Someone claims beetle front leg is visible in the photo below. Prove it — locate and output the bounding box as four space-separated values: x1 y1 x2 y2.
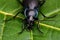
18 19 26 34
18 25 26 34
35 18 43 34
37 19 43 34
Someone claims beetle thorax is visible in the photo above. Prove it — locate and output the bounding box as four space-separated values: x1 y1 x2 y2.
29 11 35 17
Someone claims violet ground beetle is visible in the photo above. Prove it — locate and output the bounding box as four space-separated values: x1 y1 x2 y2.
5 0 56 34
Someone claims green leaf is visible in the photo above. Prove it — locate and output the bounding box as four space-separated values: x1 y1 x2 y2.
0 0 60 40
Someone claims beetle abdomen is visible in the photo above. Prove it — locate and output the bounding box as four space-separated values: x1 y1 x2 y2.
23 0 38 8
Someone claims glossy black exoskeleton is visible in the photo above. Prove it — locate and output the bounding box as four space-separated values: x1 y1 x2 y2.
5 0 56 34
17 0 45 34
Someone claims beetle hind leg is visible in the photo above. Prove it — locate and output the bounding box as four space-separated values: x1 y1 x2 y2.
38 0 45 7
17 0 24 6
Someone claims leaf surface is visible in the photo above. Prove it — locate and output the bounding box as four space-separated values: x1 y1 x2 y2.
0 0 60 40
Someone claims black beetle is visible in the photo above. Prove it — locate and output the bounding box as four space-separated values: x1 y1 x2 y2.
17 0 45 34
5 0 56 34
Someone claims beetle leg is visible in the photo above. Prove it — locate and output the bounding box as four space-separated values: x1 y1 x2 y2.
40 11 56 18
18 19 26 34
38 0 45 7
4 9 24 22
17 0 24 6
18 24 26 34
36 19 43 33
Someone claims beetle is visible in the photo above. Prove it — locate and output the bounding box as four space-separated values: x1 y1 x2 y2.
17 0 45 34
5 0 56 34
